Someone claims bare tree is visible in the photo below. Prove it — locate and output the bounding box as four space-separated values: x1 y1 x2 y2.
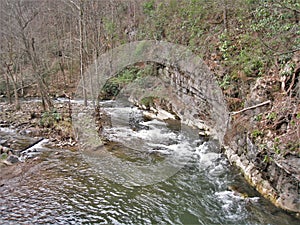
0 0 53 110
64 0 88 106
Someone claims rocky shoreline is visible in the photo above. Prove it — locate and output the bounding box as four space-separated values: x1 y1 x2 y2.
224 133 300 214
129 87 299 215
224 111 300 214
0 100 77 182
0 100 76 146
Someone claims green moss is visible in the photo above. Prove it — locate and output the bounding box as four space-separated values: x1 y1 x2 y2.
100 65 160 100
263 155 272 163
101 82 120 99
110 68 139 85
1 153 8 160
143 0 155 16
254 114 262 122
218 74 231 90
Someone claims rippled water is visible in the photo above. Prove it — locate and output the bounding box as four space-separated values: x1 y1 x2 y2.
0 101 299 225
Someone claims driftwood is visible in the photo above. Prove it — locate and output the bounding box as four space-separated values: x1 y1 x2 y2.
20 138 44 153
230 100 271 116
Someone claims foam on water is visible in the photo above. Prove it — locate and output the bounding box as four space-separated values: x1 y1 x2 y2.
0 127 16 133
193 142 222 170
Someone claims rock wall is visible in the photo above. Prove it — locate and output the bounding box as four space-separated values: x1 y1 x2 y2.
128 65 227 135
222 72 300 214
128 64 299 214
224 116 300 213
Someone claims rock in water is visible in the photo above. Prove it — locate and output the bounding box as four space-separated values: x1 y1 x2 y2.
6 155 20 164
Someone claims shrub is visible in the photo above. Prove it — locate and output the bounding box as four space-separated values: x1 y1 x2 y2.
40 109 61 128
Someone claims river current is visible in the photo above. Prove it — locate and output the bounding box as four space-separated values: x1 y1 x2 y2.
0 100 298 224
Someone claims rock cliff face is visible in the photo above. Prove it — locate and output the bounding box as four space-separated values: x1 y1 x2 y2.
222 70 299 214
224 123 299 213
128 65 229 138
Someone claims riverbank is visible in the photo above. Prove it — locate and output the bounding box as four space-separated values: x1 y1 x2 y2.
0 100 76 148
0 100 77 182
1 99 300 224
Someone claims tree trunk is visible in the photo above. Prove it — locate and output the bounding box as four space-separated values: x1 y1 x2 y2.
11 77 20 110
59 60 67 89
5 62 20 110
22 35 53 111
3 72 12 104
79 1 87 106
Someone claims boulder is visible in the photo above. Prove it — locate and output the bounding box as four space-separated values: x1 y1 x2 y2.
6 155 20 164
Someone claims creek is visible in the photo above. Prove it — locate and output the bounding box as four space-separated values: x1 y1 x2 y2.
0 100 298 225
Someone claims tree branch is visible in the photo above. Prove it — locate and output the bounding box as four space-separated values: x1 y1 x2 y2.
274 49 300 56
67 0 80 11
22 11 39 30
230 100 271 116
273 0 300 14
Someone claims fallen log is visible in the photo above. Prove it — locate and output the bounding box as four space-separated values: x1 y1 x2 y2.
20 138 44 153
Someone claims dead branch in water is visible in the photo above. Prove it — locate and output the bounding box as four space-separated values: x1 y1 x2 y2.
20 138 44 153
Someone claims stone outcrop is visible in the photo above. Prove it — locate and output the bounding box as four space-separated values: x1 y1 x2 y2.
224 127 300 213
224 64 300 214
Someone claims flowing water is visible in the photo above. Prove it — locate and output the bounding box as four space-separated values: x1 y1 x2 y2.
0 100 299 225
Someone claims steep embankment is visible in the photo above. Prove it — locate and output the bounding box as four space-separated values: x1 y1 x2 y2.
221 54 300 213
